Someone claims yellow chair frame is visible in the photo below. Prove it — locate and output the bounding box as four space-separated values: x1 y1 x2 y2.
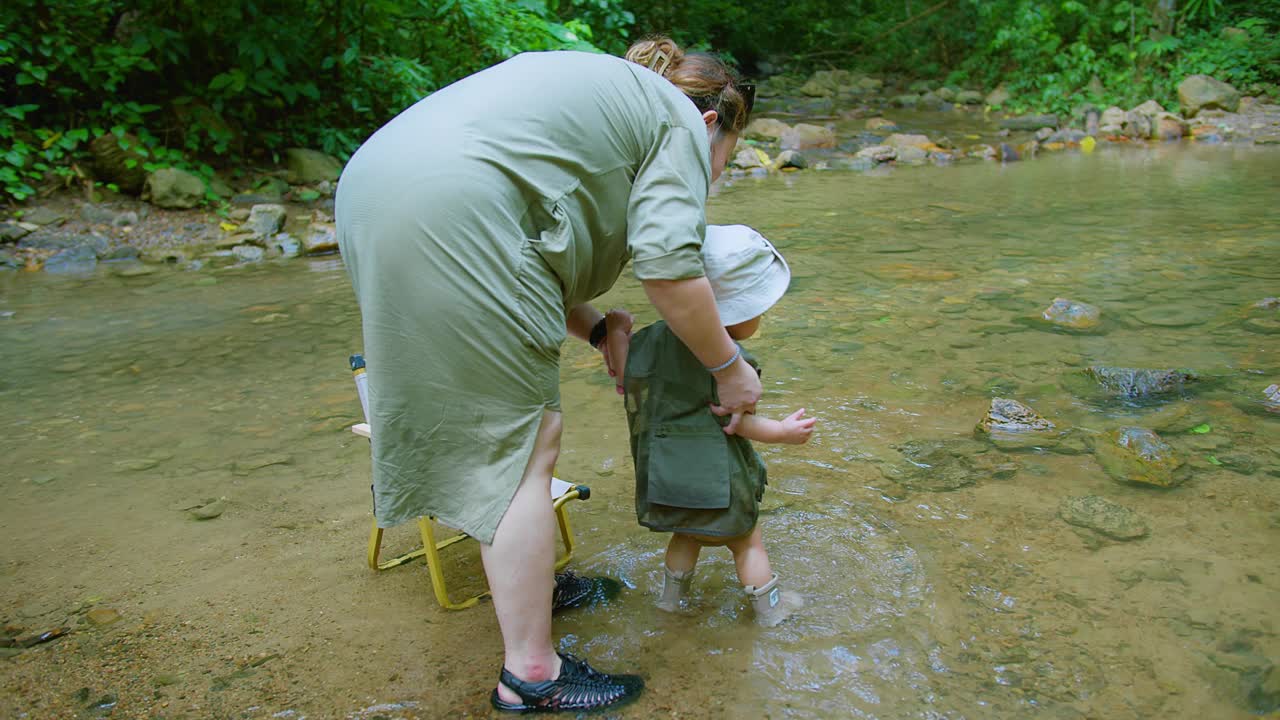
351 422 590 610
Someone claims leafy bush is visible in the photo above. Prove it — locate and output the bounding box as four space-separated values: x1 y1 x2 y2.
0 0 634 203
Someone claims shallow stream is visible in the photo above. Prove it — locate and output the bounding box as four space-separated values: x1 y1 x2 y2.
2 143 1278 718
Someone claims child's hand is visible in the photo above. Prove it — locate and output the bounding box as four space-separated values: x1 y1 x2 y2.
778 408 816 444
602 308 634 395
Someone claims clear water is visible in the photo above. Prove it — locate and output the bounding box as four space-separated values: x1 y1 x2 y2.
2 144 1277 718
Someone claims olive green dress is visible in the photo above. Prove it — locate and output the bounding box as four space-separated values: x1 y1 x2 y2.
336 51 710 543
624 322 767 538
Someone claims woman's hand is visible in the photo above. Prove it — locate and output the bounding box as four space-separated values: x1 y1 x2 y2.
709 355 762 434
600 308 633 395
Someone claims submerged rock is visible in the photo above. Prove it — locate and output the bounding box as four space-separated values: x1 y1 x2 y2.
865 117 897 131
1265 384 1280 413
975 398 1058 450
878 438 1003 492
1059 495 1149 540
1083 366 1196 398
1041 297 1101 330
1094 426 1184 487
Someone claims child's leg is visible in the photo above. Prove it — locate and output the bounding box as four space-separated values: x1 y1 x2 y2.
658 534 701 612
725 525 772 588
665 533 702 574
727 525 803 627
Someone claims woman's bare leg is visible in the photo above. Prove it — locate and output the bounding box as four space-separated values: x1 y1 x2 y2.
481 410 562 704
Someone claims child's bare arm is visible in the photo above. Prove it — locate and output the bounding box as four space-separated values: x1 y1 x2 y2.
603 309 633 396
733 408 815 444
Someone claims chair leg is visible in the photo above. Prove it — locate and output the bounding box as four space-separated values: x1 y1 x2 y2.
419 517 487 611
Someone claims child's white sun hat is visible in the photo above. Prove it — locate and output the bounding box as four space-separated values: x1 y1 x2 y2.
702 224 791 326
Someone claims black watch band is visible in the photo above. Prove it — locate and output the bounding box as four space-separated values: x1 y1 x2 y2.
588 317 608 348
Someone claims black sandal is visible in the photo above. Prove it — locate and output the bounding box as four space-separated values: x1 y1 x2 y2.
489 652 644 713
552 571 621 612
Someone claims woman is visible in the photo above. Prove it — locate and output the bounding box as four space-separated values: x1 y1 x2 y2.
336 36 759 713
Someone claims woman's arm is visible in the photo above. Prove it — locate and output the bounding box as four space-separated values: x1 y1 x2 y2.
641 277 762 433
735 409 816 445
566 303 605 345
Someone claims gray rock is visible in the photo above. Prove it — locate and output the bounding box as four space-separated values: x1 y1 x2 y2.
891 94 921 108
1084 367 1196 398
1216 453 1258 475
879 438 992 492
1094 426 1184 487
89 133 148 194
232 245 265 263
780 123 835 150
111 211 139 228
0 222 33 244
855 145 897 163
917 91 945 110
775 150 808 170
744 117 790 141
303 223 338 255
245 204 287 238
999 114 1059 131
731 146 768 170
1059 495 1149 540
22 207 66 226
1178 74 1242 116
102 246 140 261
1041 297 1101 330
142 168 205 209
955 90 983 105
1100 105 1127 130
0 248 22 269
190 498 226 520
1048 128 1088 143
985 85 1011 107
272 233 302 258
284 148 343 184
884 133 931 149
935 87 957 102
79 204 118 224
895 145 928 165
229 208 251 222
43 245 98 275
1035 127 1055 142
975 398 1059 450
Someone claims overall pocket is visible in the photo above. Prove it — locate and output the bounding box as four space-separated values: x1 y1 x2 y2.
647 427 731 509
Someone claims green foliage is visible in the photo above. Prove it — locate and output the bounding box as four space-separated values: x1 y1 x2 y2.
0 0 634 202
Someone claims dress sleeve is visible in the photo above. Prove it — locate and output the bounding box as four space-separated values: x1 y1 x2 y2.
627 123 711 281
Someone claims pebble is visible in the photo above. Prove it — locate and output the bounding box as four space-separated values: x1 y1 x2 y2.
190 498 227 520
85 607 122 627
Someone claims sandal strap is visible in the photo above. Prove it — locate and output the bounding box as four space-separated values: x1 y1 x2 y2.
497 653 642 711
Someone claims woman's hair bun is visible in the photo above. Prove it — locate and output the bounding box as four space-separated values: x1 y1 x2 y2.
624 36 684 76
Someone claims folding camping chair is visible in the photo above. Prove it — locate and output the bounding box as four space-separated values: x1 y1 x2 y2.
350 355 590 610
